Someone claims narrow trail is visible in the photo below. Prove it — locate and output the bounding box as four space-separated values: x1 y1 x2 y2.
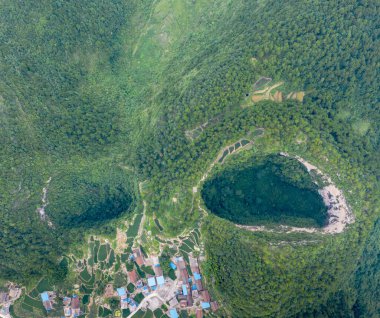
264 81 284 98
132 0 158 56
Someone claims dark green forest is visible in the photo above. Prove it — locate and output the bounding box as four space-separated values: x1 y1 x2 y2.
202 155 327 227
0 0 379 317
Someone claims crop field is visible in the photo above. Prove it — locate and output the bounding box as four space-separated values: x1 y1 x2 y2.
82 294 90 305
17 235 137 317
80 267 92 282
134 310 145 318
98 244 108 262
122 308 131 317
126 213 144 249
16 213 204 318
98 306 113 317
36 278 52 293
23 295 45 311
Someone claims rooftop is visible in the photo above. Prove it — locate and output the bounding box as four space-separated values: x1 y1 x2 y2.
40 292 49 302
201 302 211 309
128 270 139 284
117 288 127 297
170 262 177 270
194 272 202 281
71 296 80 309
148 277 157 287
169 308 179 318
156 276 165 286
182 284 188 296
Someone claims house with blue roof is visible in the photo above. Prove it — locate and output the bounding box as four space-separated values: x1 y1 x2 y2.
182 284 188 296
194 272 202 281
156 276 165 286
40 292 52 311
148 277 157 288
169 308 179 318
201 302 211 309
142 285 150 296
169 262 177 270
117 288 127 298
41 292 49 302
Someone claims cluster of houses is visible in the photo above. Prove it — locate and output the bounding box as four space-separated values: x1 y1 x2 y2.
40 291 81 318
168 256 218 318
36 246 218 318
62 294 81 317
110 246 219 317
114 247 167 313
116 287 139 312
0 284 21 318
132 248 166 291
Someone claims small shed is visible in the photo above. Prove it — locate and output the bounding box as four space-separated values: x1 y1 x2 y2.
182 284 188 296
211 301 219 312
40 292 49 302
169 262 177 270
194 272 202 281
201 290 211 302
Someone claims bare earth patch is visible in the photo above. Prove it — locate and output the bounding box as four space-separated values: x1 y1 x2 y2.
250 78 305 104
36 177 54 228
116 228 128 253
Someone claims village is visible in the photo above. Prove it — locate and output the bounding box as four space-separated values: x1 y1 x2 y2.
0 245 218 318
111 247 218 318
0 283 22 318
46 247 217 317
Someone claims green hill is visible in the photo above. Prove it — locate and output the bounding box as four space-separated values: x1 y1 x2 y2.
0 0 379 317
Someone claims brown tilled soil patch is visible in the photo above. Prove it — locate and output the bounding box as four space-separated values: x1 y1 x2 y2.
296 91 305 102
273 91 283 102
252 95 265 102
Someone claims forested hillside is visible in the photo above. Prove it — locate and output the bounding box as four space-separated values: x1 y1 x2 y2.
0 0 379 317
0 0 146 283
